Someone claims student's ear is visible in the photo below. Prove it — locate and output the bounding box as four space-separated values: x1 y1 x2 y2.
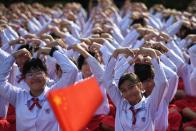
137 82 144 92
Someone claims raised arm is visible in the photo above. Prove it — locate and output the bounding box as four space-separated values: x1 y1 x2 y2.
0 49 29 106
72 44 104 83
138 48 168 119
102 48 135 106
38 46 78 89
161 62 179 104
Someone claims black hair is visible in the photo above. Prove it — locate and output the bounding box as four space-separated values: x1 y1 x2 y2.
22 58 48 77
118 73 140 89
17 44 33 54
50 32 61 39
134 63 154 82
77 52 96 70
132 18 146 26
177 25 191 39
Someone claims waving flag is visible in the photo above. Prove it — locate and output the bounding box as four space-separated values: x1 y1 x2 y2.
47 77 103 131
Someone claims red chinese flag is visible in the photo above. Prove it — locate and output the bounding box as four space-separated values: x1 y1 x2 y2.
47 76 103 131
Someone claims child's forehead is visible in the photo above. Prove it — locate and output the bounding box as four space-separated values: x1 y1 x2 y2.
120 79 138 87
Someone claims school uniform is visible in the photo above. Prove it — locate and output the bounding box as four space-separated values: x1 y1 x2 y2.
27 19 40 34
154 61 179 131
121 29 140 47
188 45 196 96
165 20 183 36
0 50 78 131
0 49 14 118
76 55 113 130
111 23 124 44
103 57 168 131
99 44 113 65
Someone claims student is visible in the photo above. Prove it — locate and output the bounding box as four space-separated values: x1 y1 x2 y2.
72 44 114 130
103 47 168 130
0 47 78 131
134 60 178 131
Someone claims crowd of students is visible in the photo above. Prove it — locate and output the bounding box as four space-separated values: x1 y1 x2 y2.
0 0 195 131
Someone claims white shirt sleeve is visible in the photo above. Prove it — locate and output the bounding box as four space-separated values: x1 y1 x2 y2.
165 50 185 76
188 44 196 68
112 25 124 44
114 57 131 84
148 58 168 119
51 51 78 89
100 45 112 65
121 29 140 47
166 20 183 36
147 16 162 30
160 54 177 72
164 16 175 30
0 55 22 106
86 56 104 83
166 40 183 59
161 62 179 103
103 57 124 106
190 68 196 96
64 32 80 47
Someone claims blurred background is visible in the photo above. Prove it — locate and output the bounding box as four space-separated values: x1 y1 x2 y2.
0 0 195 13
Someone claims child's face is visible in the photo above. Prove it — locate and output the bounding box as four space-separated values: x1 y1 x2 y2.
142 79 154 97
81 62 92 78
25 69 47 93
119 80 142 105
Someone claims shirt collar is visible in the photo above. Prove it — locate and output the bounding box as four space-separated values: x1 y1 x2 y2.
27 85 50 103
127 96 146 110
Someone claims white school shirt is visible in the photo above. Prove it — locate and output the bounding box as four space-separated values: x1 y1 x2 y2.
165 50 184 75
0 49 10 117
103 40 116 53
118 12 132 36
82 18 93 38
176 43 195 96
85 56 110 115
27 19 40 34
0 30 13 53
163 16 175 30
6 26 19 39
68 21 81 39
154 62 178 131
165 20 183 36
64 32 80 47
147 16 162 30
133 39 145 49
121 29 140 47
100 45 112 65
190 67 196 96
103 57 168 131
17 27 29 37
166 40 183 59
188 44 196 68
160 54 177 72
111 24 124 44
0 51 78 131
114 56 132 84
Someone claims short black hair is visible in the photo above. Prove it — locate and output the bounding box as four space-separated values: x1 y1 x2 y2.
17 44 33 54
50 32 61 39
118 73 140 89
22 58 48 76
177 25 191 39
134 63 154 82
77 52 96 70
132 18 146 26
